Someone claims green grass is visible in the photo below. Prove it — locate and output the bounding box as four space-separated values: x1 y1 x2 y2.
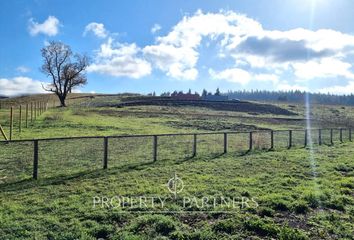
1 144 353 239
2 93 354 141
0 95 354 239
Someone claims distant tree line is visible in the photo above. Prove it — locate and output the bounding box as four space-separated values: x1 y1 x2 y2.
155 88 354 105
160 88 221 97
226 90 354 105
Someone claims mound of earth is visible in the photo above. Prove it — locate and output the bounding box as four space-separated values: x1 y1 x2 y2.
115 98 297 116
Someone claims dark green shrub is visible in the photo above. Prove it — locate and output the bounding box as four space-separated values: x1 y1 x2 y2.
258 207 275 217
212 219 239 234
279 226 308 240
243 217 278 237
292 201 309 214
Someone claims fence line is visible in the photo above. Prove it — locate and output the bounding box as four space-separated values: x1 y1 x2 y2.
0 101 50 141
0 128 352 181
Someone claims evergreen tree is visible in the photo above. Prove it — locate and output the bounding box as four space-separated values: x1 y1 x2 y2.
215 88 221 96
202 89 208 97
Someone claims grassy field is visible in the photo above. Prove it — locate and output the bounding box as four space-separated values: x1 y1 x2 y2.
2 93 354 140
0 94 353 239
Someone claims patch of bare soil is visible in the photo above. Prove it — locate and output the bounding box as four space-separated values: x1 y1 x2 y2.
114 99 298 116
166 120 269 131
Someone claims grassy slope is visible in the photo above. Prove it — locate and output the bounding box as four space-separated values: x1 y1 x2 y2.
2 96 354 140
0 95 353 239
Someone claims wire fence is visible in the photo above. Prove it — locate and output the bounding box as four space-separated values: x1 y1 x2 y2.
0 101 49 141
0 128 352 184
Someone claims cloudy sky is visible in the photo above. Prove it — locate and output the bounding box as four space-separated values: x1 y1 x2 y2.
1 0 354 96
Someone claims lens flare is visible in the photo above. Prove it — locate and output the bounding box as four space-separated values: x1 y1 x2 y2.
305 0 322 207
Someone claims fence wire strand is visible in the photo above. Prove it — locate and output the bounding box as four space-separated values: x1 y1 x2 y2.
0 128 352 183
0 141 33 183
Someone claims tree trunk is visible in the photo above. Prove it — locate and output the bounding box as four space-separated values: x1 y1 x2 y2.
58 95 66 107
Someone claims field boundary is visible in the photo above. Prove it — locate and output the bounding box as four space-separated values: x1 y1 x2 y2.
0 101 50 140
0 128 352 181
0 127 349 142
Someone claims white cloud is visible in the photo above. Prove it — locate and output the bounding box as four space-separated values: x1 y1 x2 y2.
254 74 279 84
292 58 354 80
88 38 151 78
151 24 161 34
143 44 198 80
84 22 108 38
86 9 354 88
143 10 262 80
0 77 47 96
209 68 279 85
156 10 261 49
71 89 82 93
28 16 60 36
142 10 354 82
226 26 354 81
276 82 308 92
152 9 354 82
319 81 354 95
209 68 251 85
16 66 31 73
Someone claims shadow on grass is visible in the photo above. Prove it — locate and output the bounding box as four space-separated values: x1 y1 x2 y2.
0 145 311 192
1 150 242 192
0 160 158 192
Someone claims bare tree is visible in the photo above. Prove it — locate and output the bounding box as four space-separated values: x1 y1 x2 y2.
41 41 89 107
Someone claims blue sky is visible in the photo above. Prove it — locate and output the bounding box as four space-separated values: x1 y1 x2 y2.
1 0 354 96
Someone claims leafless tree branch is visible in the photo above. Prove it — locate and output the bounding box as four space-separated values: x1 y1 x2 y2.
41 41 89 107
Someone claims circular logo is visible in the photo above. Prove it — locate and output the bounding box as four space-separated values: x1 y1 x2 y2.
167 173 184 196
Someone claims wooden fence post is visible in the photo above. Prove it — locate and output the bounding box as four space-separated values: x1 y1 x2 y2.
270 130 274 150
349 129 352 142
0 124 8 141
103 137 108 169
304 129 307 147
288 130 292 149
153 135 158 161
318 129 322 145
223 133 228 154
340 128 343 142
9 107 13 140
330 129 333 145
33 140 39 180
19 105 22 133
192 134 197 157
31 102 33 122
25 104 29 128
249 132 253 151
34 102 37 120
